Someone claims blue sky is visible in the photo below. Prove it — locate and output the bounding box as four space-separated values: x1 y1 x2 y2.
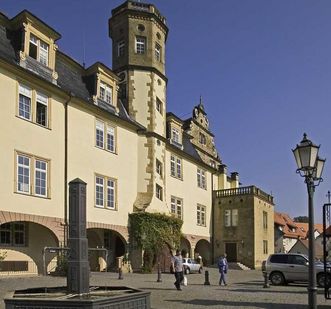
2 0 331 222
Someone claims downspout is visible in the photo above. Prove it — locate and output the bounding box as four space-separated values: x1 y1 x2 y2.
63 92 73 247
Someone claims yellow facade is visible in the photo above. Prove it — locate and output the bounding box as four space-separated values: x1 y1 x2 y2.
0 1 274 274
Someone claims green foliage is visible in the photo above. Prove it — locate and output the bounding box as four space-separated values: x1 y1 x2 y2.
129 212 183 271
293 216 309 223
54 253 68 276
0 251 7 261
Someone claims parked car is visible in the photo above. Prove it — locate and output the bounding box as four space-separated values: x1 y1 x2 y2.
262 253 331 287
183 258 203 274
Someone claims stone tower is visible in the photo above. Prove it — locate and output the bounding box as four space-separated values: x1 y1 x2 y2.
109 1 169 212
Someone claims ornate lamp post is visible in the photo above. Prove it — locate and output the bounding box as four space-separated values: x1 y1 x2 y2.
292 133 326 309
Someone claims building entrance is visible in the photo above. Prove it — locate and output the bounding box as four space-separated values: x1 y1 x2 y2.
225 242 237 262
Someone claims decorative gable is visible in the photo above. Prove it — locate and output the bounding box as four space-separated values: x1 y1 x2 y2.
10 10 61 84
84 62 119 114
184 98 220 168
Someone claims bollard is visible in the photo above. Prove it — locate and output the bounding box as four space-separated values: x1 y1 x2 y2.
118 267 123 280
204 270 210 285
157 262 162 282
263 271 270 288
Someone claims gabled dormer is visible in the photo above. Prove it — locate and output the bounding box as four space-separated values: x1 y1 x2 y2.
166 113 183 150
9 10 61 83
83 62 119 114
184 97 221 168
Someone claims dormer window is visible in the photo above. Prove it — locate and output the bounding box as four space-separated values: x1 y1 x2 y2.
172 128 180 144
99 81 113 105
29 34 49 66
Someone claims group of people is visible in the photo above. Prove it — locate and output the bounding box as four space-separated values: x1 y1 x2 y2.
170 250 228 290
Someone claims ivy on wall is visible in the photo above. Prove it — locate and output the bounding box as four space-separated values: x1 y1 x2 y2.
129 212 183 271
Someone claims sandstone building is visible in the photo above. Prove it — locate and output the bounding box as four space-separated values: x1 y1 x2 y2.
0 1 274 273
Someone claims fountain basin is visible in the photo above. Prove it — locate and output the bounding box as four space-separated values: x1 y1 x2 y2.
5 286 150 308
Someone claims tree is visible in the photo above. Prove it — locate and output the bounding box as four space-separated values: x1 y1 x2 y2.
293 216 309 223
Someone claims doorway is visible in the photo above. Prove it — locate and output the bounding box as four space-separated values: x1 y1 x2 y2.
225 242 237 262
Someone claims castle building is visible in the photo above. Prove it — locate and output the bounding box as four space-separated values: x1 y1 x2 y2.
0 1 274 273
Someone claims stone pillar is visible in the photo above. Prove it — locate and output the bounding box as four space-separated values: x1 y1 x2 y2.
67 178 89 295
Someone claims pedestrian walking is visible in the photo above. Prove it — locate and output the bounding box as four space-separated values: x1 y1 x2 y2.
218 253 228 286
171 249 184 291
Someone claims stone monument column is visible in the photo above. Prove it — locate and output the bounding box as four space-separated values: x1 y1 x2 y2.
67 178 89 294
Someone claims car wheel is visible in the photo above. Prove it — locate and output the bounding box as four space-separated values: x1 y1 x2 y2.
270 272 285 286
185 268 190 275
317 273 331 288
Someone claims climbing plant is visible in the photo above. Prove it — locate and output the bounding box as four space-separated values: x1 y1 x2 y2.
129 212 182 272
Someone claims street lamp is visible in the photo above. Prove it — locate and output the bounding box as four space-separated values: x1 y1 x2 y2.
292 133 326 309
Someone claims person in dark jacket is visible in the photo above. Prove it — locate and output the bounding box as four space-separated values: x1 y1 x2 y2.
218 253 228 286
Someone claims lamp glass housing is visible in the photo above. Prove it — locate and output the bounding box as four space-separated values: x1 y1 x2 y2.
313 157 325 180
292 134 319 171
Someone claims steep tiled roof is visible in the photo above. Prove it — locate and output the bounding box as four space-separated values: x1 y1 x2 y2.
274 212 306 239
295 223 324 238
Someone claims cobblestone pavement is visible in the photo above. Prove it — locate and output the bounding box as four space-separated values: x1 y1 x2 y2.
0 267 330 308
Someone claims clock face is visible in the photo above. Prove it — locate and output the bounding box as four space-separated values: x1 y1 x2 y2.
194 108 199 118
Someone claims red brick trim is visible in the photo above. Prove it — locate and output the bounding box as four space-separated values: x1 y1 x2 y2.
87 221 129 242
0 210 64 243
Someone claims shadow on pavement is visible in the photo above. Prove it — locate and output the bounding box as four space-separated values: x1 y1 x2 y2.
165 299 331 308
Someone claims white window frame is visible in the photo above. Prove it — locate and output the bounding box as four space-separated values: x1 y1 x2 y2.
172 128 180 144
224 209 238 227
16 152 49 198
18 83 49 128
155 43 161 61
156 159 163 177
171 196 183 219
170 154 182 179
34 159 47 197
197 168 206 189
99 81 113 105
95 119 116 153
29 33 49 66
136 36 146 54
197 204 206 226
95 175 117 210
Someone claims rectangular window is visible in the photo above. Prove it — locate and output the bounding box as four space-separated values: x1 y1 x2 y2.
35 159 47 197
18 84 32 121
95 175 117 210
224 209 238 227
95 176 104 207
263 211 268 229
155 43 161 61
99 81 113 105
117 40 125 57
96 120 104 148
29 34 49 66
156 97 163 114
197 168 206 189
18 83 50 128
171 196 182 219
136 36 146 54
16 152 49 198
156 183 163 201
197 204 206 226
263 240 268 254
0 223 26 247
36 92 48 127
156 159 162 177
172 128 180 144
17 154 30 194
95 119 116 153
170 154 182 179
